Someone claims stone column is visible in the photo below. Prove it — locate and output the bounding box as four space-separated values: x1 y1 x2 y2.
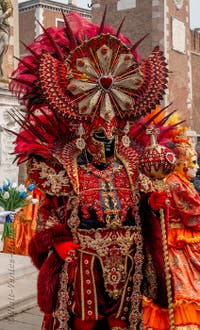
0 0 21 185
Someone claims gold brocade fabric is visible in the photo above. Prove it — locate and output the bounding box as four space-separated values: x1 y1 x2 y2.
77 226 136 299
143 173 200 329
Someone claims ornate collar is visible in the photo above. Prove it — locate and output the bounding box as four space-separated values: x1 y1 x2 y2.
172 171 193 187
82 162 116 180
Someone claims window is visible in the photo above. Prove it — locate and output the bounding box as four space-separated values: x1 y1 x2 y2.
172 17 186 54
117 0 136 11
56 18 64 28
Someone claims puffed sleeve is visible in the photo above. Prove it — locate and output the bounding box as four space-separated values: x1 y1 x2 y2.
28 193 73 269
167 177 200 230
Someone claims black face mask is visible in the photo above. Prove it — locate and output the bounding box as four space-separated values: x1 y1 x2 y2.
93 131 115 158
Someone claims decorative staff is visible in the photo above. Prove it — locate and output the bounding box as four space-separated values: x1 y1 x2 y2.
140 126 176 330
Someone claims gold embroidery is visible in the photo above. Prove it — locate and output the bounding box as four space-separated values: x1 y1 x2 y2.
176 326 200 330
80 252 85 321
54 261 70 329
91 255 98 320
177 235 200 244
77 227 136 299
31 159 70 194
169 222 184 229
78 227 135 256
146 327 200 330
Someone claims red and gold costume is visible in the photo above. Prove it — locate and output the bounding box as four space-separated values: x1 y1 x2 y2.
9 10 191 330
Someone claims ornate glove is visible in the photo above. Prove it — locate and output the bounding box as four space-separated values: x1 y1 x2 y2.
148 191 169 211
54 241 80 261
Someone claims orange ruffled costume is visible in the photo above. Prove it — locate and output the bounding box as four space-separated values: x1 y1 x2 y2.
3 187 42 255
143 171 200 329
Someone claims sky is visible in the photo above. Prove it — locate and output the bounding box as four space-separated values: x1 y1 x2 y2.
190 0 200 29
18 0 200 29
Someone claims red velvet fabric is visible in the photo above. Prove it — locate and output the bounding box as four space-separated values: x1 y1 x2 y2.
140 193 170 308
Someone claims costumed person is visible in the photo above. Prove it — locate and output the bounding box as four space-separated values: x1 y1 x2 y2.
142 133 200 328
2 181 42 255
9 11 182 330
191 143 200 195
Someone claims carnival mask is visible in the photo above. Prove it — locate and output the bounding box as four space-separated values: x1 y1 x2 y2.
185 154 198 179
83 117 117 165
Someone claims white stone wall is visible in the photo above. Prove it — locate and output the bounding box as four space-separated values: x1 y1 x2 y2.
0 83 20 185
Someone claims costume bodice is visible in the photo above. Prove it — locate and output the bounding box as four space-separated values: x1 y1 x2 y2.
78 160 136 229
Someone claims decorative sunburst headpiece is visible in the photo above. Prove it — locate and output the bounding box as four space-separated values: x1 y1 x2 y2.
9 10 169 164
39 33 168 122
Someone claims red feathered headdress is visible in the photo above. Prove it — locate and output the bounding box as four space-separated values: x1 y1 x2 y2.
10 10 168 164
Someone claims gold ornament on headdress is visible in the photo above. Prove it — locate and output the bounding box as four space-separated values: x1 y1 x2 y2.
76 123 86 150
122 121 130 147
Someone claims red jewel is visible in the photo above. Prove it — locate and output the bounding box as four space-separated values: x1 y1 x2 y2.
101 48 108 55
166 152 176 164
135 79 142 85
125 55 131 61
70 85 76 91
105 112 112 120
78 60 85 67
80 106 87 113
99 76 113 90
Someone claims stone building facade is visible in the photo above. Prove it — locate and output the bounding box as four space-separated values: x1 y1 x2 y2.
19 0 91 57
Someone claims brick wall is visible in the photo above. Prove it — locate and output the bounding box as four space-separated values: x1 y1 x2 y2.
191 29 200 53
19 1 91 54
191 29 200 135
92 0 153 58
43 8 64 28
19 10 35 56
166 0 192 128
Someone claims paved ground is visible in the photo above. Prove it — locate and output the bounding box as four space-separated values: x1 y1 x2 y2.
0 305 43 330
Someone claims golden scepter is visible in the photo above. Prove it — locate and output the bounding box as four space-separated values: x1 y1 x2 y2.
140 126 176 330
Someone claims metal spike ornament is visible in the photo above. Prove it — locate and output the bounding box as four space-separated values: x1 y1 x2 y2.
140 126 176 330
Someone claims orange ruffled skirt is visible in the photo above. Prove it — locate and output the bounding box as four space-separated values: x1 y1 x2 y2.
143 226 200 329
143 297 200 329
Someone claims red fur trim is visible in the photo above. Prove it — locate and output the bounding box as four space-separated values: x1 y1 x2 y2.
41 314 54 330
28 237 48 269
28 224 72 268
34 224 71 252
37 251 63 314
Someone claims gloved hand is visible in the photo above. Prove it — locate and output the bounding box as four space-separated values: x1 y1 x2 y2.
0 211 16 224
54 241 80 261
148 191 169 211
